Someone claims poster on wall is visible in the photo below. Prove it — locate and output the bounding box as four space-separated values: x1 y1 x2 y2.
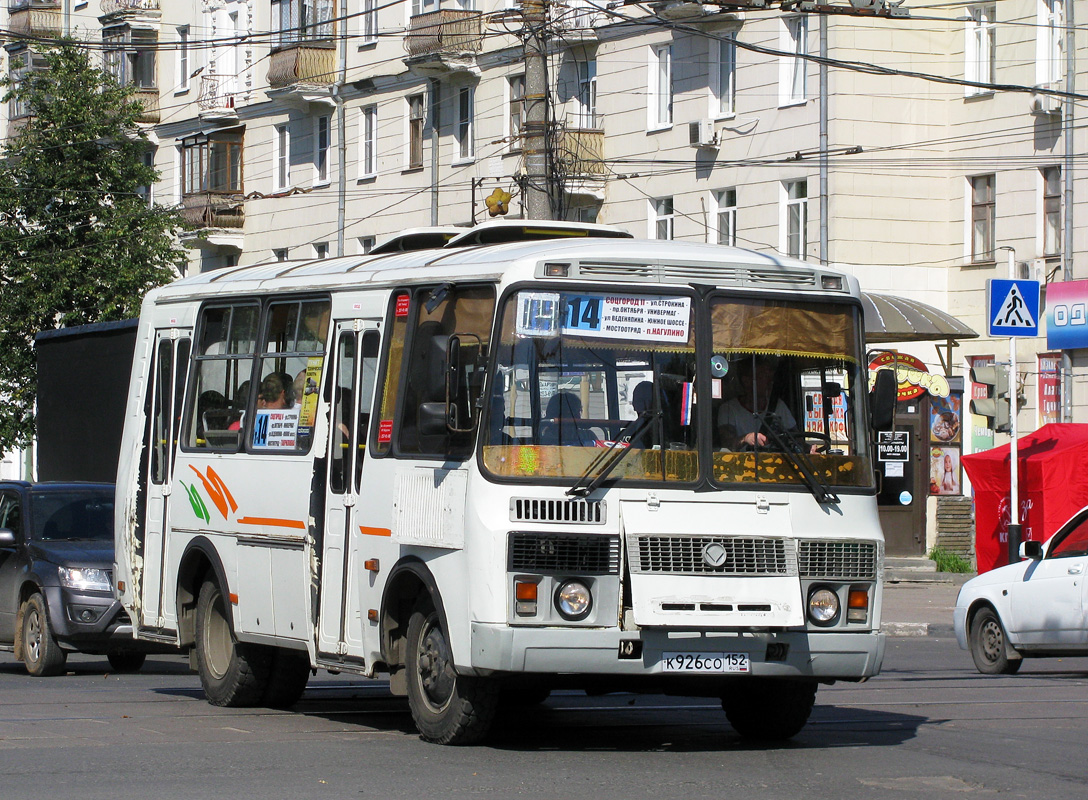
929 446 962 495
968 354 995 453
1038 353 1061 426
929 393 962 445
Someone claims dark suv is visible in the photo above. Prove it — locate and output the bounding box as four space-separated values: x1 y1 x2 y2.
0 481 157 676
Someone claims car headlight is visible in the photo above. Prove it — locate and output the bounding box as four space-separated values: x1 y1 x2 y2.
807 587 840 626
554 579 592 621
58 566 112 593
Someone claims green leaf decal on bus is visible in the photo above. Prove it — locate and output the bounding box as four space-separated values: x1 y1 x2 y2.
182 481 211 523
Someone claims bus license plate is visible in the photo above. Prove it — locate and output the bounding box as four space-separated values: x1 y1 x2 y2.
661 652 750 673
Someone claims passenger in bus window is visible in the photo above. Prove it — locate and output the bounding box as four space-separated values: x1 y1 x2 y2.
541 391 593 446
717 356 798 450
258 372 295 409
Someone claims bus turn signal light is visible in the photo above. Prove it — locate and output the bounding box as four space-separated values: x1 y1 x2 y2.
364 559 380 572
515 581 538 616
847 587 869 623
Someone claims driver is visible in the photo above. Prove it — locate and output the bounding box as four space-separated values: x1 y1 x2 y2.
717 356 798 450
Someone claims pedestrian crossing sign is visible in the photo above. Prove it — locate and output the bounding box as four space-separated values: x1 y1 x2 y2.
988 278 1040 337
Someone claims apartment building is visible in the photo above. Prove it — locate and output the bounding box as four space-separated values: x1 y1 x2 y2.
2 1 1084 548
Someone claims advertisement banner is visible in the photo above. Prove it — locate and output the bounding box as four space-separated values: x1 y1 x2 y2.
1046 279 1088 350
1038 353 1062 426
968 355 995 453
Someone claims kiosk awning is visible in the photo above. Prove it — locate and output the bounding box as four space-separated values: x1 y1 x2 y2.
862 292 978 344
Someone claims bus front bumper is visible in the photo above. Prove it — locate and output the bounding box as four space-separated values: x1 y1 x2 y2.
470 623 885 681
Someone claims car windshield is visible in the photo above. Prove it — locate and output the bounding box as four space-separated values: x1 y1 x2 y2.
29 490 114 542
481 288 875 494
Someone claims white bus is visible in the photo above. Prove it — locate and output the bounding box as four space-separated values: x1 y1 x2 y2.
114 222 896 744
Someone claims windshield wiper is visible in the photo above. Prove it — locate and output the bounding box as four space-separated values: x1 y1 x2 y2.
566 411 653 498
757 412 840 505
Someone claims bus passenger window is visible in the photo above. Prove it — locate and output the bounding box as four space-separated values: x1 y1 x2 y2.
186 304 258 450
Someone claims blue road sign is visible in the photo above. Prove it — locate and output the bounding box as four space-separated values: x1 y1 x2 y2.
988 279 1040 337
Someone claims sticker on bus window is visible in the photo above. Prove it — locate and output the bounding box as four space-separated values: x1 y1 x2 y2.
561 293 691 343
516 292 561 337
252 408 300 449
395 294 411 317
297 356 323 434
378 419 393 443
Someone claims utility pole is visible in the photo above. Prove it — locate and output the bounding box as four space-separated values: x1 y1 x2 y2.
521 0 552 219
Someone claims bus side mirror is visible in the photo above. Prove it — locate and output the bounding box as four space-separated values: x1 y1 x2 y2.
445 333 482 433
869 370 896 431
418 402 448 436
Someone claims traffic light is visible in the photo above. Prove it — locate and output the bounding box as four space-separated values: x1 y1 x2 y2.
970 364 1011 433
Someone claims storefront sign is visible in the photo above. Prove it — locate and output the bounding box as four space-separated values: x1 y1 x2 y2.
1038 353 1062 426
1046 279 1088 350
877 431 909 462
867 352 950 400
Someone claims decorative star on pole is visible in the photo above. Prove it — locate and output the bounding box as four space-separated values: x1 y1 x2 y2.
485 187 513 216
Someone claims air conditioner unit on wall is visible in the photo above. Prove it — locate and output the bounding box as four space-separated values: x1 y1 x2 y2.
688 119 718 149
1030 91 1061 116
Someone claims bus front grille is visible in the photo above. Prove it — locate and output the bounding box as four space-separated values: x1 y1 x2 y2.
508 532 620 574
630 535 792 576
798 540 878 579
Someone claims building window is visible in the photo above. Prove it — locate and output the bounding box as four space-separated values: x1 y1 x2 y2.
650 44 673 129
784 180 808 258
274 248 289 261
1037 0 1064 86
361 0 377 43
104 28 157 90
177 25 190 92
181 131 243 195
314 114 330 184
359 236 376 254
275 123 291 191
576 59 597 128
407 93 425 169
780 16 807 105
456 86 475 161
361 104 377 177
652 197 674 240
8 50 48 119
508 75 524 151
713 189 737 246
1043 166 1061 256
313 242 329 259
273 0 334 47
711 34 736 118
965 6 995 93
970 174 996 263
137 149 156 207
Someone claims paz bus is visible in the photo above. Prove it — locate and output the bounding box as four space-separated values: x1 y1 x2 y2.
114 221 896 744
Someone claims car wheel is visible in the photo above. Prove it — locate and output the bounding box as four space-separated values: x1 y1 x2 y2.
969 606 1022 675
722 678 818 741
194 579 271 706
21 593 67 677
405 602 499 745
107 650 147 673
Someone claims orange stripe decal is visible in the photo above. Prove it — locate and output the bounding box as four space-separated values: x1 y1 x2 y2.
359 526 392 537
206 466 238 514
237 516 307 529
189 465 229 519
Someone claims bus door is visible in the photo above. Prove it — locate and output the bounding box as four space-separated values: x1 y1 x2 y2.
140 330 191 630
318 321 381 660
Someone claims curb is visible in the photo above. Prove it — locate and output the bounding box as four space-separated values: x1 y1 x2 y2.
883 622 956 638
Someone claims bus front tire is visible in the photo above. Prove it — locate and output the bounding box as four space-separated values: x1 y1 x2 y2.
195 579 271 707
405 605 498 745
107 650 146 673
722 678 817 741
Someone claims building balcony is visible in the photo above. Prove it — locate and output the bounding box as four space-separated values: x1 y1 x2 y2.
556 126 605 178
181 192 245 231
404 10 484 76
197 75 238 121
268 42 337 89
549 0 601 42
100 0 160 18
132 87 159 123
8 1 62 39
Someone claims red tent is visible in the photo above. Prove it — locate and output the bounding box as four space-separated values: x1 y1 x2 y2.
962 423 1088 573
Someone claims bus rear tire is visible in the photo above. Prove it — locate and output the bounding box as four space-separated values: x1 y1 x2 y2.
195 579 270 707
722 678 817 741
406 604 498 745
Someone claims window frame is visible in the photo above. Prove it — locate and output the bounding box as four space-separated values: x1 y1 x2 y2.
576 58 597 128
710 33 736 119
649 43 673 130
965 5 996 95
652 196 674 240
176 25 190 93
407 92 425 170
508 74 524 151
969 173 996 264
313 114 331 186
455 85 475 163
1042 166 1061 256
361 104 377 178
713 188 737 246
783 179 808 259
1037 0 1064 87
274 122 291 191
779 15 808 107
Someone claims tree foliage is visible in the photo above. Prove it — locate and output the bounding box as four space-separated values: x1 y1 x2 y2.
0 42 186 450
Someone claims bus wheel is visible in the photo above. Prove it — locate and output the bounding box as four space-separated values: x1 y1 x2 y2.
195 579 270 707
107 650 147 673
406 604 498 745
262 648 311 709
722 678 817 741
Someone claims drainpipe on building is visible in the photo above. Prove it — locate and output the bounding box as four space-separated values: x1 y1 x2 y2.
431 78 440 226
819 14 829 267
1062 0 1075 421
335 6 348 257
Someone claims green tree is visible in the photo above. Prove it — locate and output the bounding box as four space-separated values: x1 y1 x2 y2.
0 41 186 450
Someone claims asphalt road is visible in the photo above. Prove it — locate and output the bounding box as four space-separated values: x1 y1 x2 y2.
2 637 1088 800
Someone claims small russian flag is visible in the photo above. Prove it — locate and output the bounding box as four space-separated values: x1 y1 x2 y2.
680 382 694 426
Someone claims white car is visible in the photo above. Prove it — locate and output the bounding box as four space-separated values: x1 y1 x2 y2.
954 505 1088 674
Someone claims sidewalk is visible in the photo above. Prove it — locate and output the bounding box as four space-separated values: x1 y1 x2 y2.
880 561 972 637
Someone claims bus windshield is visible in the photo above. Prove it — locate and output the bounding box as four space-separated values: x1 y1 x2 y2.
480 288 874 493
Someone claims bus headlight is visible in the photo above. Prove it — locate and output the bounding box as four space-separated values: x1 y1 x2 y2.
554 580 592 621
807 587 840 626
